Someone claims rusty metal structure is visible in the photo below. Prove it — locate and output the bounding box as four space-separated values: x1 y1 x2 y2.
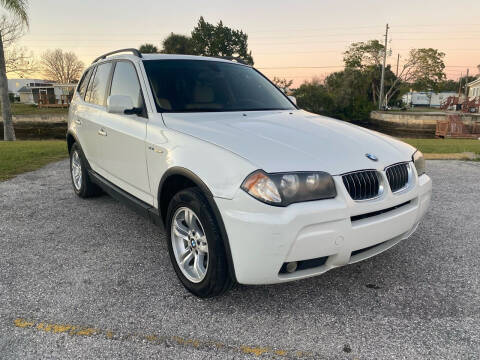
440 96 480 113
462 97 480 113
439 96 460 110
436 114 480 138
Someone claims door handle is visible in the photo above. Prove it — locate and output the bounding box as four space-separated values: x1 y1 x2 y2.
148 144 163 154
74 119 82 125
98 129 107 137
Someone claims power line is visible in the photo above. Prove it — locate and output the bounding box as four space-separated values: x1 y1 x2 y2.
257 66 344 69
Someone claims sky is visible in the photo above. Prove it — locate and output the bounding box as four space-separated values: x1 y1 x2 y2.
8 0 480 85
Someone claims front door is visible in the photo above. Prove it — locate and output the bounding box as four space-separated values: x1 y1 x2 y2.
95 60 152 204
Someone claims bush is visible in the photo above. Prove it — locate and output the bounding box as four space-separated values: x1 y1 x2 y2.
293 81 334 116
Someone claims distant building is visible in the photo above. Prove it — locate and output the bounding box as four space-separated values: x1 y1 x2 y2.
467 78 480 98
8 78 77 105
17 83 76 106
8 78 46 98
430 92 458 107
402 91 457 108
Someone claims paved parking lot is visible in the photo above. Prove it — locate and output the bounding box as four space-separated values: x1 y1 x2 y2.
1 160 479 359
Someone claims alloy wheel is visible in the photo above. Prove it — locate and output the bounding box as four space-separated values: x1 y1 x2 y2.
171 207 209 283
71 150 83 191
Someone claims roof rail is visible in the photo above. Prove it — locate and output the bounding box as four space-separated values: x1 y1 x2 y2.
92 48 143 64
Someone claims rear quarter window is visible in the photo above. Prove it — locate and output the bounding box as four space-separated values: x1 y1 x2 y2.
77 68 93 99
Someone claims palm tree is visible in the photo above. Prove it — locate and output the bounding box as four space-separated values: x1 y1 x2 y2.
0 0 28 141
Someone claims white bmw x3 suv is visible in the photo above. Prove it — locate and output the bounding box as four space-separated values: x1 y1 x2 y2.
67 49 432 297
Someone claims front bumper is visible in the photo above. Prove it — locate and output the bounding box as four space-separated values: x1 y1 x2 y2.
215 171 432 285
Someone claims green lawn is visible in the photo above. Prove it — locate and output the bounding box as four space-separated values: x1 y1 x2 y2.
1 103 68 115
0 140 68 181
401 138 480 154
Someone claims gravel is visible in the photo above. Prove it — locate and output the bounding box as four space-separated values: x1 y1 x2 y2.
0 160 479 359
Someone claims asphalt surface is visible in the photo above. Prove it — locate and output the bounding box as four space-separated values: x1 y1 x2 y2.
1 160 479 359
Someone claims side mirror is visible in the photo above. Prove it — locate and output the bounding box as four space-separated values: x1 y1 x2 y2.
107 95 134 114
288 95 297 105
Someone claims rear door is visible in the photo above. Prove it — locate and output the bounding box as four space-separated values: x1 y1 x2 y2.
70 66 95 161
81 62 113 172
95 60 152 204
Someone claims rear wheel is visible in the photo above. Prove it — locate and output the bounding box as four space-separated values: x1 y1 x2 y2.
69 143 101 198
166 188 233 297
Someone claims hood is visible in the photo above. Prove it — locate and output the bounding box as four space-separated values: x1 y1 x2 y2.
162 110 416 175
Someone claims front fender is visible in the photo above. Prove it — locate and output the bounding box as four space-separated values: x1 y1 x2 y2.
146 121 257 207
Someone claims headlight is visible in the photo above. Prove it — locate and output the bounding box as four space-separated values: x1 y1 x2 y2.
241 170 336 206
412 150 425 176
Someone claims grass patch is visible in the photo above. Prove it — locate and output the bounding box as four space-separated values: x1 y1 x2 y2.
1 103 68 115
0 140 68 181
401 138 480 154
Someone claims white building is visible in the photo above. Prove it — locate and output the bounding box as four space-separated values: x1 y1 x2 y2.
402 91 457 108
17 83 76 105
467 78 480 98
430 92 458 107
8 78 46 98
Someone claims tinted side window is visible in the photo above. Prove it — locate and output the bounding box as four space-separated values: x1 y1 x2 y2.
84 66 97 102
110 61 143 108
77 68 93 99
87 62 112 106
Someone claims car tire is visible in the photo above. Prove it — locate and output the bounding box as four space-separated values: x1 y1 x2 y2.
166 187 233 298
69 143 102 198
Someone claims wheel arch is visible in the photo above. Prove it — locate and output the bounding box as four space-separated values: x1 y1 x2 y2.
66 131 77 154
66 131 93 171
158 167 237 282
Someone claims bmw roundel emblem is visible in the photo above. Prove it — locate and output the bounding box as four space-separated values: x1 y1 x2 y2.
366 153 378 161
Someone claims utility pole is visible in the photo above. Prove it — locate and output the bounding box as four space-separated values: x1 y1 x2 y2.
395 53 400 77
458 73 463 97
464 68 469 97
378 23 389 110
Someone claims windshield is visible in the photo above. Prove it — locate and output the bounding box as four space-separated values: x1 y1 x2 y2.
143 59 296 112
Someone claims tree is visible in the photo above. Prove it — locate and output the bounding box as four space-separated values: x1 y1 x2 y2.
436 79 459 93
343 40 385 69
272 77 293 93
1 16 36 76
293 78 334 116
41 49 84 83
139 43 158 54
383 48 446 106
1 0 29 141
161 33 195 55
343 40 396 106
190 17 254 65
324 69 375 121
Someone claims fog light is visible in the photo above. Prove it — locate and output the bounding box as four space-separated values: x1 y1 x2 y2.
286 261 298 273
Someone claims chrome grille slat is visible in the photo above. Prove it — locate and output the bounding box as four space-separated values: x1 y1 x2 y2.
342 170 380 201
386 163 410 193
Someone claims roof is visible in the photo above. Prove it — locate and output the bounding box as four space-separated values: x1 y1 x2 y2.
467 77 480 87
18 86 31 93
95 53 248 66
141 54 236 63
405 91 457 95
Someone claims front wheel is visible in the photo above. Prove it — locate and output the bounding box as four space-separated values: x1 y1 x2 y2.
69 143 101 198
166 188 233 298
